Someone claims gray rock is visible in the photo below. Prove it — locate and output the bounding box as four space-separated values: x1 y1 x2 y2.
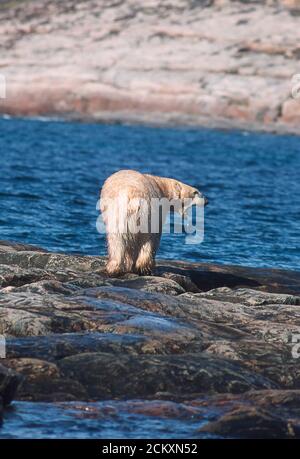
0 240 300 437
56 352 276 400
109 275 186 295
198 287 300 306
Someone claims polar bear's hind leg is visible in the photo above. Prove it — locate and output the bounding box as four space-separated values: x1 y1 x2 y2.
135 235 160 275
106 233 128 276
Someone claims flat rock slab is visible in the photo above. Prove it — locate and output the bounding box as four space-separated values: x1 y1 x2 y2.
0 240 299 437
198 287 300 306
109 275 186 296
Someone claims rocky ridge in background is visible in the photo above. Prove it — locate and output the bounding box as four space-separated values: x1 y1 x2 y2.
0 240 300 437
0 0 300 133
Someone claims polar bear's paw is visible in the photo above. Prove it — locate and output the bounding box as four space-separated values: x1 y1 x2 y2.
106 260 126 277
136 265 153 276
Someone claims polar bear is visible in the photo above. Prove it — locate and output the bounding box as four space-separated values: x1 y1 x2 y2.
100 170 208 276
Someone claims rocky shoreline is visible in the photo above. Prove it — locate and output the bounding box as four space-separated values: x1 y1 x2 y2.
0 0 300 134
0 240 300 437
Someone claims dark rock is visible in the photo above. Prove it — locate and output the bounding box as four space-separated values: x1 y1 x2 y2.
0 241 47 253
199 406 295 438
196 389 300 438
57 352 276 400
4 350 276 402
156 260 300 295
0 363 23 422
5 332 155 361
161 272 201 293
3 358 87 402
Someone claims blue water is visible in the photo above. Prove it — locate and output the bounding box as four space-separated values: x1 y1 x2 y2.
0 401 219 439
0 117 299 270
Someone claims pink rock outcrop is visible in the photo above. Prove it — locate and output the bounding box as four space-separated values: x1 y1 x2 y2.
0 0 299 133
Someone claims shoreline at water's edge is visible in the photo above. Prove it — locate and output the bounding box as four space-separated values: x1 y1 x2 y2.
1 238 300 275
1 112 300 137
0 239 299 294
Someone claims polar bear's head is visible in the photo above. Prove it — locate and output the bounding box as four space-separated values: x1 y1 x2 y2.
171 180 208 209
147 174 208 217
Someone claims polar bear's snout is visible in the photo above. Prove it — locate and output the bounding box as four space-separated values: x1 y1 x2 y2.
199 193 209 207
188 190 208 208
